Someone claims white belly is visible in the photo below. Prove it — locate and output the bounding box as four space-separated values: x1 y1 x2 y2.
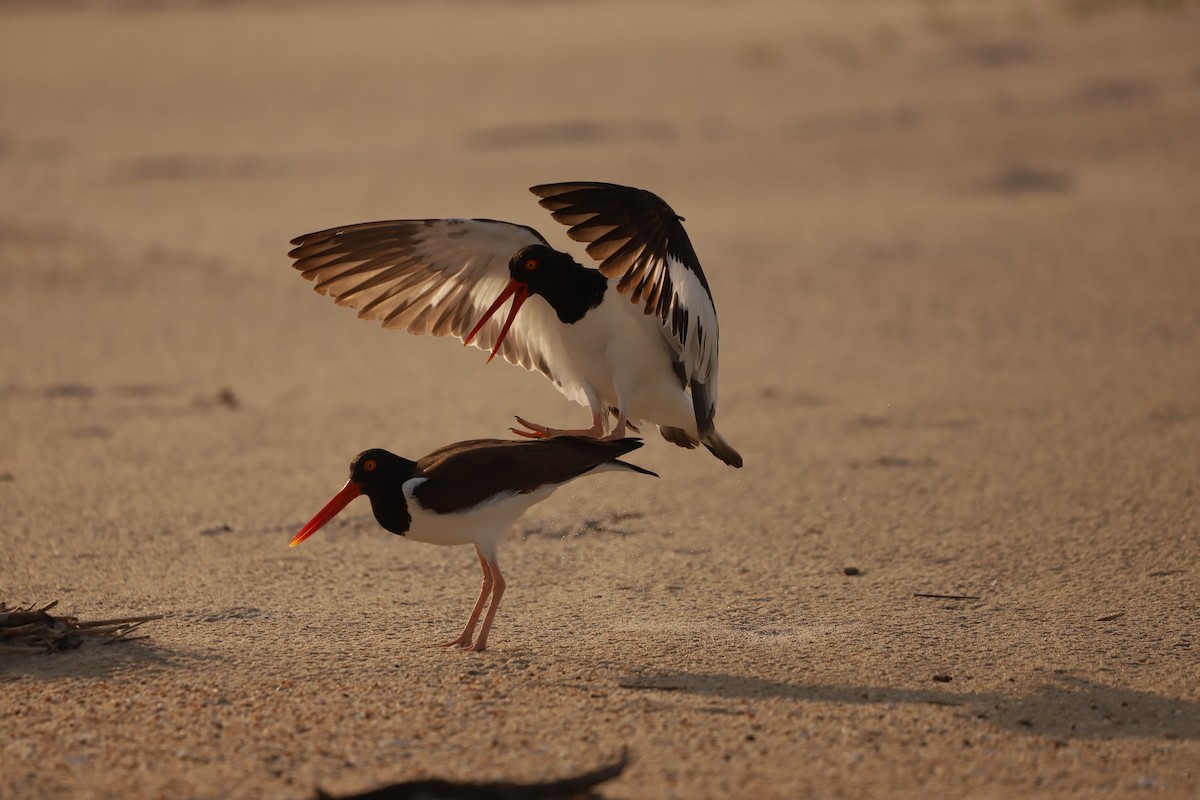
556 291 697 434
401 480 556 557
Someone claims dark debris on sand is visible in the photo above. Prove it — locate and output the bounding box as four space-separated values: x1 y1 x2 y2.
313 750 629 800
0 600 162 654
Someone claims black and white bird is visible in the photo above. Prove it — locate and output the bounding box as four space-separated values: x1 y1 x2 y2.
289 436 656 652
288 182 742 468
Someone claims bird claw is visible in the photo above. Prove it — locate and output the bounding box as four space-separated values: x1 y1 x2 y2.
509 427 547 439
512 415 605 439
513 416 553 436
429 636 473 649
427 637 488 653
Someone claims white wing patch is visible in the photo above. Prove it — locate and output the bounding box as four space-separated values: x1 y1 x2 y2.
665 253 720 396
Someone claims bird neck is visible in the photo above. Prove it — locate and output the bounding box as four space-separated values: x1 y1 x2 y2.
541 264 608 324
359 457 418 536
366 490 413 536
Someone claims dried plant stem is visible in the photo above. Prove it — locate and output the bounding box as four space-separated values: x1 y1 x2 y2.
0 600 163 653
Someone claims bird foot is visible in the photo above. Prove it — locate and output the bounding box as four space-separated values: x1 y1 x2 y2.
511 416 605 439
509 427 547 440
429 635 474 650
426 639 488 653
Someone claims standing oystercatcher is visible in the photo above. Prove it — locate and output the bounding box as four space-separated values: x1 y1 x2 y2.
289 436 656 652
288 182 742 468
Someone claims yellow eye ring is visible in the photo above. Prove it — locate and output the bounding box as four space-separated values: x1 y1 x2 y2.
362 459 377 472
524 258 538 271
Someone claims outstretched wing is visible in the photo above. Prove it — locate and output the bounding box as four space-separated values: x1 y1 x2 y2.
530 182 719 378
288 218 588 405
530 181 722 410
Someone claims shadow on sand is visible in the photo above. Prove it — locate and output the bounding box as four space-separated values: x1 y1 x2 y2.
0 638 208 682
616 670 1199 741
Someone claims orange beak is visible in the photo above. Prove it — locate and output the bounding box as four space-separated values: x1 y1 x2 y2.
464 279 530 364
289 479 363 547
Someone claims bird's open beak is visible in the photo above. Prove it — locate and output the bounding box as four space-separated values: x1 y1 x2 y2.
464 279 530 364
289 479 363 547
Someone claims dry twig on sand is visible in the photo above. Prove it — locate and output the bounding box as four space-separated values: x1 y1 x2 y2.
0 600 163 654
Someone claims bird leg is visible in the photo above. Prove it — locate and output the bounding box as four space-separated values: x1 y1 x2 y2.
432 546 493 649
601 413 628 441
510 408 606 440
465 557 505 653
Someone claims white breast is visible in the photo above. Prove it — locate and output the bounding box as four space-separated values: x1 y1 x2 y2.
401 479 556 556
555 289 697 434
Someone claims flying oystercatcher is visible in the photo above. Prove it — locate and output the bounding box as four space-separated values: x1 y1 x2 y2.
288 182 742 468
289 436 656 652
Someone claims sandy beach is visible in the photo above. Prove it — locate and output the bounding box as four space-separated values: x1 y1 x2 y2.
2 1 1198 797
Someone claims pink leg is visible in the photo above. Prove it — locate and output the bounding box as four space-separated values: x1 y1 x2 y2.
465 558 506 653
431 546 492 649
601 413 628 440
511 407 605 439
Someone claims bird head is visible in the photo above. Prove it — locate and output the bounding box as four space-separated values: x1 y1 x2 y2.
464 245 599 361
289 449 415 546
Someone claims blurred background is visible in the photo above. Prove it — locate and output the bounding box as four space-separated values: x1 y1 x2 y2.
1 2 1198 796
3 0 1198 646
3 2 1195 428
3 0 1199 628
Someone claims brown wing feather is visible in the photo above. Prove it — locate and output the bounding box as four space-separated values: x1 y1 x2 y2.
413 437 649 514
288 217 593 409
529 181 722 394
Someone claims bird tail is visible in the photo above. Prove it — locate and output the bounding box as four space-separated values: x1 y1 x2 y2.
608 459 659 478
551 436 658 479
686 379 744 468
700 427 743 468
658 424 742 468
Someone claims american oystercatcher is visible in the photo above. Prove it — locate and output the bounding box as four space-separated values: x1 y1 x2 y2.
289 436 656 652
288 182 742 468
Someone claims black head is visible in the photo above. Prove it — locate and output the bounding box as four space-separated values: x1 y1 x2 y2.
340 448 418 536
507 245 606 324
507 244 575 289
349 448 419 495
291 448 419 546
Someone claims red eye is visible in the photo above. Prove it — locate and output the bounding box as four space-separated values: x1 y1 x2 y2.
362 459 377 472
524 259 538 271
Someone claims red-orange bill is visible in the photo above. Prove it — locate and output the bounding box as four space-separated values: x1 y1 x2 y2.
463 279 530 364
289 479 363 547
